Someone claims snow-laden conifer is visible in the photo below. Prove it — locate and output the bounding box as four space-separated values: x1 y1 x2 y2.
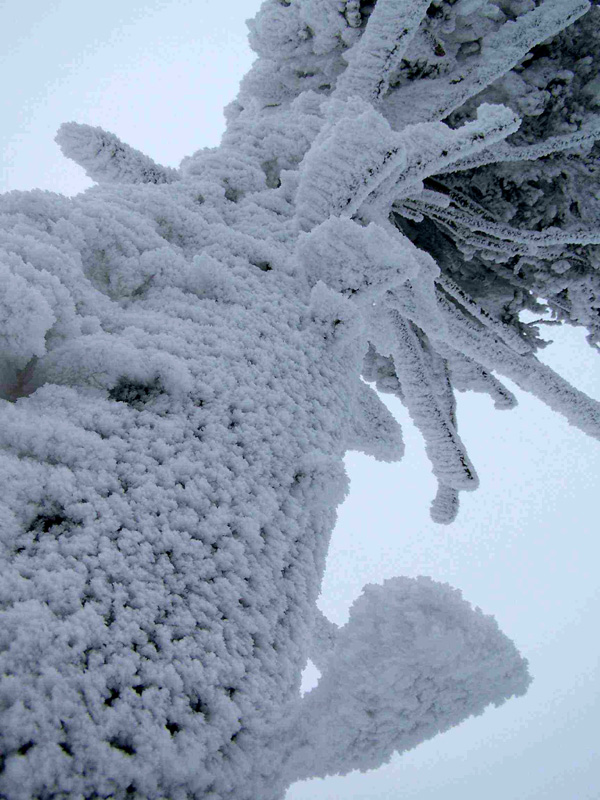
1 1 599 798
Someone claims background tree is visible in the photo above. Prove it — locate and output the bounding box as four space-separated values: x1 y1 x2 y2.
1 1 598 799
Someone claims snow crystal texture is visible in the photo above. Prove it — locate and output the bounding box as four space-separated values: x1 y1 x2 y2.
2 0 599 797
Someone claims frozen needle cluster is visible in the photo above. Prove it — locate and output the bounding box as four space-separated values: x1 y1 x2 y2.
1 1 599 798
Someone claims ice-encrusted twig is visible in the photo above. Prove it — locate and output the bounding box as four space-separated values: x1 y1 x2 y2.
296 102 406 230
435 294 600 440
438 345 518 411
406 199 600 249
436 274 533 355
365 104 521 212
446 116 600 173
56 122 179 185
375 308 479 492
298 103 519 231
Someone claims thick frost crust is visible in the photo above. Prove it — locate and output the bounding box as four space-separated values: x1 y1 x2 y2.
1 0 599 797
0 179 361 800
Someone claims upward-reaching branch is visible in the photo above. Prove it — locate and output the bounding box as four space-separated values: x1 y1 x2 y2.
56 122 180 185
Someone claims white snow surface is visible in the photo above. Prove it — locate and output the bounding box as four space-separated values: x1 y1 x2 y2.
1 0 598 798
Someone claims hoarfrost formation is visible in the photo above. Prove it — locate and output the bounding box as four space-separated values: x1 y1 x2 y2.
1 1 599 798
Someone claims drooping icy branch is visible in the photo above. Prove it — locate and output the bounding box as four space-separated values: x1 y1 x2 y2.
413 331 465 525
373 308 478 493
348 378 405 463
435 274 533 356
435 295 600 441
381 0 591 128
334 0 431 103
394 317 466 524
438 345 518 412
56 122 179 185
284 577 530 781
406 199 600 250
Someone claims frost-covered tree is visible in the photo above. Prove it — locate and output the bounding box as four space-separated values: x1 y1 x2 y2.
1 1 599 798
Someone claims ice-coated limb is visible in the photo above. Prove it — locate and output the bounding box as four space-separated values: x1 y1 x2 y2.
374 309 478 493
447 116 600 173
56 123 180 185
436 294 600 440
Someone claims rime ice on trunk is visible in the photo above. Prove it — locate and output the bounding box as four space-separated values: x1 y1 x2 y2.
0 173 372 799
1 0 599 798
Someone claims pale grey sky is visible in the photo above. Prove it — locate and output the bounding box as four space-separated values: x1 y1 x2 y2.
1 2 599 798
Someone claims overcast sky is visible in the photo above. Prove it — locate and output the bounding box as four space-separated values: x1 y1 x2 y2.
1 2 599 798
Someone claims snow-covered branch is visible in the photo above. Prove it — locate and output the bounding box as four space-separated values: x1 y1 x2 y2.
446 116 600 173
285 577 530 781
335 0 431 103
56 123 180 185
